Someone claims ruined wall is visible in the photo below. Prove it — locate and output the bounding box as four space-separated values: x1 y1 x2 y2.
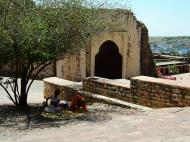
56 12 143 81
0 63 55 79
56 50 86 81
125 13 141 78
33 64 55 79
90 13 141 78
131 76 190 108
139 23 156 77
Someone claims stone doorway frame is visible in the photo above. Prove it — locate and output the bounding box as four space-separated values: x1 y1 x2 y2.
87 32 128 78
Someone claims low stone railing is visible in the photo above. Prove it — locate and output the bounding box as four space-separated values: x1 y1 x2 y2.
44 76 190 109
43 77 82 101
83 77 132 102
131 76 190 108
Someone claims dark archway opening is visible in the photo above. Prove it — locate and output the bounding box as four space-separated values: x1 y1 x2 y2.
95 40 122 79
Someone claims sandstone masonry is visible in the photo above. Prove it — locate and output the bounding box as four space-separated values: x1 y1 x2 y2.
44 76 190 108
131 76 190 108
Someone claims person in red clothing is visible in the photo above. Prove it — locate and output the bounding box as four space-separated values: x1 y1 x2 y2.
69 93 88 112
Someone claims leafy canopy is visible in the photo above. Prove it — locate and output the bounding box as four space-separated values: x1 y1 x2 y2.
0 0 131 106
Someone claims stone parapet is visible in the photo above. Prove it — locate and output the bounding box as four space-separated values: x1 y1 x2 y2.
43 76 190 109
83 77 132 102
43 77 82 101
131 76 190 108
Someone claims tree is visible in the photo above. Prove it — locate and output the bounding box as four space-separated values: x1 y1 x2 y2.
0 0 129 106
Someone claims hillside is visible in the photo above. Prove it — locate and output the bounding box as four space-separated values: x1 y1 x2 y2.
149 36 190 56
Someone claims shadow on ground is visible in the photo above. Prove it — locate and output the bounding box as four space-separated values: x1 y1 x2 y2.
0 103 135 130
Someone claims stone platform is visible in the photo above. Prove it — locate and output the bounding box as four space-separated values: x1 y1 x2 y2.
1 107 190 142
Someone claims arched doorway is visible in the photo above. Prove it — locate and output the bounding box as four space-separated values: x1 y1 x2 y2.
95 40 122 79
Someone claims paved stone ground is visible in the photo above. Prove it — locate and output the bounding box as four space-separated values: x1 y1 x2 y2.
0 77 190 142
1 107 190 142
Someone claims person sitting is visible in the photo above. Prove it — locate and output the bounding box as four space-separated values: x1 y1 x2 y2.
44 90 62 113
69 93 88 112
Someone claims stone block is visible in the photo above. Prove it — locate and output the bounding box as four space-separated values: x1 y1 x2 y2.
172 88 181 94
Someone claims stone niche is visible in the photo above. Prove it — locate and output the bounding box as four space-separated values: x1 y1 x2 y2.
56 12 155 82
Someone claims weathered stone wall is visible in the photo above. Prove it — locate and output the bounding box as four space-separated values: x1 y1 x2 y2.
89 13 142 78
125 13 141 78
33 63 55 79
83 77 132 102
43 77 100 102
139 23 156 77
43 77 82 101
44 76 190 108
56 50 86 81
131 76 190 108
56 13 144 81
0 63 55 79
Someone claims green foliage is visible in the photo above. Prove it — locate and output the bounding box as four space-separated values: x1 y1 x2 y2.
0 0 131 106
168 65 179 75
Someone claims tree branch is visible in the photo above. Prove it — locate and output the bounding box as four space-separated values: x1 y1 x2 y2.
13 78 19 104
26 61 48 82
0 82 17 105
26 61 52 95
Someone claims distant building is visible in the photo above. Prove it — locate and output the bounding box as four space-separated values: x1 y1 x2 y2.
154 54 190 75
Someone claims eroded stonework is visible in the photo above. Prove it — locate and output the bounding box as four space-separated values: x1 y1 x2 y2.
56 12 155 81
0 12 155 80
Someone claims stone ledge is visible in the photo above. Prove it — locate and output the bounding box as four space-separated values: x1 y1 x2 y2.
80 91 152 111
43 77 82 86
85 77 130 88
132 76 190 88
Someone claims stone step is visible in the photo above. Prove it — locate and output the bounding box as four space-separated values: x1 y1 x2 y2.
80 91 152 112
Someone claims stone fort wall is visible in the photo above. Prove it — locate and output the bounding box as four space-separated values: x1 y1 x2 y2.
56 13 155 81
44 76 190 108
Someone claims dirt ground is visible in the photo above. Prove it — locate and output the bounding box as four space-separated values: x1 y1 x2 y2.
0 103 137 142
0 77 190 142
1 104 190 142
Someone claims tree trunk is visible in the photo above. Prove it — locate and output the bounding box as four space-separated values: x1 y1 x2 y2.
19 93 27 106
19 71 28 107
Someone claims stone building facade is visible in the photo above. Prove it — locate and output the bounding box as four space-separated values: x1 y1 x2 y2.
56 12 155 81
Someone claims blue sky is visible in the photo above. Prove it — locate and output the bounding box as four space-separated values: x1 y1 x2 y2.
130 0 190 37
